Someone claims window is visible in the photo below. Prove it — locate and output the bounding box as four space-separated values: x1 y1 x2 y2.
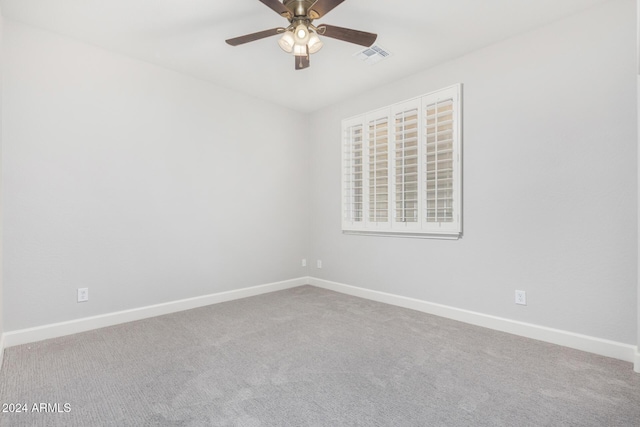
342 84 462 238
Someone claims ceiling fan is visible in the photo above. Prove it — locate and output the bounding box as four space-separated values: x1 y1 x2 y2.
225 0 377 70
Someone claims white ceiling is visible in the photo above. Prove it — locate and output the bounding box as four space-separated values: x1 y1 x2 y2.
0 0 609 112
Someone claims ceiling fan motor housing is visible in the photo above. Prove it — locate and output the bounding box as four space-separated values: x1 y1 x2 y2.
283 0 321 19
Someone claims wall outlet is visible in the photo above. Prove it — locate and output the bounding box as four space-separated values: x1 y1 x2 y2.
77 288 89 303
515 290 526 305
317 260 322 269
302 258 307 267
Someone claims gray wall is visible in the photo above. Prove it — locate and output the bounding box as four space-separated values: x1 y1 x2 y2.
2 21 310 331
0 9 4 343
1 0 637 349
309 0 637 345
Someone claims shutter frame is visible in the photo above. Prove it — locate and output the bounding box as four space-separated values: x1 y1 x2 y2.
341 84 462 238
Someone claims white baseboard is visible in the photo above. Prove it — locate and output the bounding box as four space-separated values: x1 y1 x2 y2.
310 277 637 364
3 276 637 372
3 277 310 348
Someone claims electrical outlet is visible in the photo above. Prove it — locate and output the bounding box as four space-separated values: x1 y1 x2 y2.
515 290 526 305
317 260 322 269
302 258 307 267
77 288 89 303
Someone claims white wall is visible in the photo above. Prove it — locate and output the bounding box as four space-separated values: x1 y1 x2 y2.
0 8 4 359
1 0 637 355
636 0 640 371
2 21 310 331
309 0 637 345
637 72 640 368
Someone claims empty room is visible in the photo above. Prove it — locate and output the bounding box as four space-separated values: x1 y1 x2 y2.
0 0 639 425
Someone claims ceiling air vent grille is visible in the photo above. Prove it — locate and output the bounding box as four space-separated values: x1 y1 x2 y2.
354 45 391 65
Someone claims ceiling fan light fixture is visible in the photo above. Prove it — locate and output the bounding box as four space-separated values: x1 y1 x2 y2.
278 31 295 53
307 32 323 54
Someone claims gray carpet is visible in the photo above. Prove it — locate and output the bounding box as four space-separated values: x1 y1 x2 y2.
0 285 639 426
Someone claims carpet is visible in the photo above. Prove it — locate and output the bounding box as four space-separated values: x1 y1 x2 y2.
0 285 638 426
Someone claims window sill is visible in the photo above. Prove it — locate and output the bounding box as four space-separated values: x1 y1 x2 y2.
342 230 461 240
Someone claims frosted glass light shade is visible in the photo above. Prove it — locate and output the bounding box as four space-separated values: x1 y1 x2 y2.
293 43 307 56
293 24 309 44
307 33 323 54
278 31 294 53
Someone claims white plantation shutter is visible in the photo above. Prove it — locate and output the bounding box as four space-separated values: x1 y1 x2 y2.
342 119 365 227
423 86 460 233
392 101 421 228
342 84 462 238
367 112 390 225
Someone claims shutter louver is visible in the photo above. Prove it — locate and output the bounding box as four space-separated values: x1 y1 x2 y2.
425 99 455 223
394 108 419 223
368 117 389 223
343 123 364 223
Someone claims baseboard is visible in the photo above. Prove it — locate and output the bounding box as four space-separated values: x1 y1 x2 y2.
3 277 310 348
3 276 636 370
309 277 637 364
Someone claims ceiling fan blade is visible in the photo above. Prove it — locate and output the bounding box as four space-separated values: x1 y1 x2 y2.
295 54 310 70
259 0 292 19
225 28 284 46
308 0 345 19
317 24 377 47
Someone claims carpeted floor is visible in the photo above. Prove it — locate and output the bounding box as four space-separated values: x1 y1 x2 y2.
0 285 639 426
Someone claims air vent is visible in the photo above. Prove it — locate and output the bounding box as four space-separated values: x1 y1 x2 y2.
354 45 391 65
